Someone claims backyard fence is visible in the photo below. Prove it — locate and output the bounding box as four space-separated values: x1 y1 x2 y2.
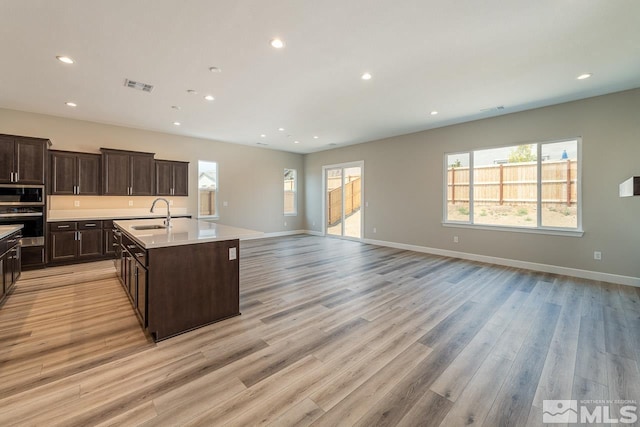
448 159 577 206
199 189 216 216
327 177 361 226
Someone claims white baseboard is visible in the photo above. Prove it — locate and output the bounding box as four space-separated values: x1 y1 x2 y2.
361 238 640 288
304 230 324 236
243 230 307 240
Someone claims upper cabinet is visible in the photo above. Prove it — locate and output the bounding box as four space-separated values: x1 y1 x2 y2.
101 149 155 196
50 150 101 195
155 160 189 196
0 134 49 184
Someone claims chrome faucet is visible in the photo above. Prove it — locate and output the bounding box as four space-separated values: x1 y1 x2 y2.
150 198 172 227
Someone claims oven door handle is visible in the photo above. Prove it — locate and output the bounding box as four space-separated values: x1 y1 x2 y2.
0 212 44 217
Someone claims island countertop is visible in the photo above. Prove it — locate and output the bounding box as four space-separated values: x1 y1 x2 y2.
113 218 262 249
0 225 24 240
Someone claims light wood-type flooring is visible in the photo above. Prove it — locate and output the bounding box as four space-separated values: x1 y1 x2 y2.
1 235 639 426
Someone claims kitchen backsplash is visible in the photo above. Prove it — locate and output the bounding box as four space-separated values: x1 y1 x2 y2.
48 195 189 210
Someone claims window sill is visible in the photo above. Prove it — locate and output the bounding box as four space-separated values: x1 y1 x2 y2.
442 222 584 237
284 213 298 217
198 215 220 221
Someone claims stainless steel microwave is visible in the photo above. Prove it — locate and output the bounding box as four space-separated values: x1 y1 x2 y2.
0 184 45 205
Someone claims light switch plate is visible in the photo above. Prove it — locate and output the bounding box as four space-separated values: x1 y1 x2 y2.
229 247 237 260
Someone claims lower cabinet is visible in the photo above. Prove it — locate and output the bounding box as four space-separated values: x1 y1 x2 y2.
48 221 104 264
1 230 22 305
119 237 147 326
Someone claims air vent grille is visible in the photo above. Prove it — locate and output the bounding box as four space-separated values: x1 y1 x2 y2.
124 79 154 93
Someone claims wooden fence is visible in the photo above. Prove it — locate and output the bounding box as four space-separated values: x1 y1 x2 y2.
447 159 577 206
327 177 361 226
199 190 216 216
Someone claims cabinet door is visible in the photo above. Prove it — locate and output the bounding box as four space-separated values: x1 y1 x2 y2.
130 154 155 196
104 228 116 257
10 246 21 285
15 138 46 184
77 153 101 195
1 256 5 300
173 162 189 196
78 229 103 258
0 136 15 183
154 161 173 196
136 264 147 325
49 231 78 262
102 151 130 195
50 151 77 195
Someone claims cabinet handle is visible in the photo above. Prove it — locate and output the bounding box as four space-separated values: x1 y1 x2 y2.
112 243 118 247
78 231 82 240
84 223 97 227
15 172 19 182
77 185 80 194
57 225 70 229
127 244 136 249
135 252 145 258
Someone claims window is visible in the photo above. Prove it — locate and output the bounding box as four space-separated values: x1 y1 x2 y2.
284 168 297 215
198 160 218 218
445 138 581 233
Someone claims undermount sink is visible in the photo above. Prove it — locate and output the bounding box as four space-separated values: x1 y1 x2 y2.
131 224 167 230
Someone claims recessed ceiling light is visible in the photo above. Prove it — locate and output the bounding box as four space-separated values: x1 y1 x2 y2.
430 111 439 115
56 56 74 64
171 105 181 110
361 72 372 80
270 38 285 49
187 89 198 94
204 95 215 101
294 141 300 144
577 73 592 80
278 127 285 131
65 102 77 107
209 67 222 73
313 135 319 139
173 121 181 126
260 134 266 138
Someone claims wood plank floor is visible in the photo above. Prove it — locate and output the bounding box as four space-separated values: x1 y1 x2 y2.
1 235 639 426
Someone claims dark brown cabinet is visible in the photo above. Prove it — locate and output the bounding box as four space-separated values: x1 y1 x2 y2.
1 229 22 305
101 149 155 196
50 150 101 195
0 135 49 184
155 160 189 196
48 221 104 264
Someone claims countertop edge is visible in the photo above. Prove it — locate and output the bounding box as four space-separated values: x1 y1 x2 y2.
0 225 24 240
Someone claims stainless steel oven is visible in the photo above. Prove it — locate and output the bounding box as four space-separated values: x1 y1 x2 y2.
0 185 45 247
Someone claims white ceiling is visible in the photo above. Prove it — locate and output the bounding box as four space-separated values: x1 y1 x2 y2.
1 1 639 154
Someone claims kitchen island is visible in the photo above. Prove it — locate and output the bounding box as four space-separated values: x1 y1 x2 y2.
1 225 23 305
113 218 261 341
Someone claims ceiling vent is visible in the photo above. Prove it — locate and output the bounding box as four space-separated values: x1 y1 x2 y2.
124 79 154 93
481 105 505 112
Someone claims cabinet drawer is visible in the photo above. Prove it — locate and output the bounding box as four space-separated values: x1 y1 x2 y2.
79 220 102 230
122 235 147 267
50 221 77 231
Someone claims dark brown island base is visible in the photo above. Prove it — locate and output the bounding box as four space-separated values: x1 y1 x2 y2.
113 218 261 341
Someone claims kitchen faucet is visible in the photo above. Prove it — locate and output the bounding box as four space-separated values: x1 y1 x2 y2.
150 198 172 227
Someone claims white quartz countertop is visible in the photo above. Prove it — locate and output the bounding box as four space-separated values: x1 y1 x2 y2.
0 225 23 240
114 218 263 249
48 208 190 222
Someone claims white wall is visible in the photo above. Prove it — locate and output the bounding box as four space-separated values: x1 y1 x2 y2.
0 108 305 233
304 89 640 280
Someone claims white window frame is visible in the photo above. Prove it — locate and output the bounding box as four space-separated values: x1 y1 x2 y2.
284 168 297 216
198 160 219 219
442 138 583 237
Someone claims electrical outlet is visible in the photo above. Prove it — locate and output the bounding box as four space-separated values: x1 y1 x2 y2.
594 251 602 260
74 200 80 207
284 221 287 227
229 247 237 260
223 201 228 207
128 200 133 206
169 199 173 206
373 227 377 233
365 201 369 208
312 221 316 226
453 236 459 243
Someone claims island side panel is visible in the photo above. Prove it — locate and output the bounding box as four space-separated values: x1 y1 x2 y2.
147 239 240 341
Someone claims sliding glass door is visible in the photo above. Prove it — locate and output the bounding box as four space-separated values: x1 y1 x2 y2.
324 162 363 240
